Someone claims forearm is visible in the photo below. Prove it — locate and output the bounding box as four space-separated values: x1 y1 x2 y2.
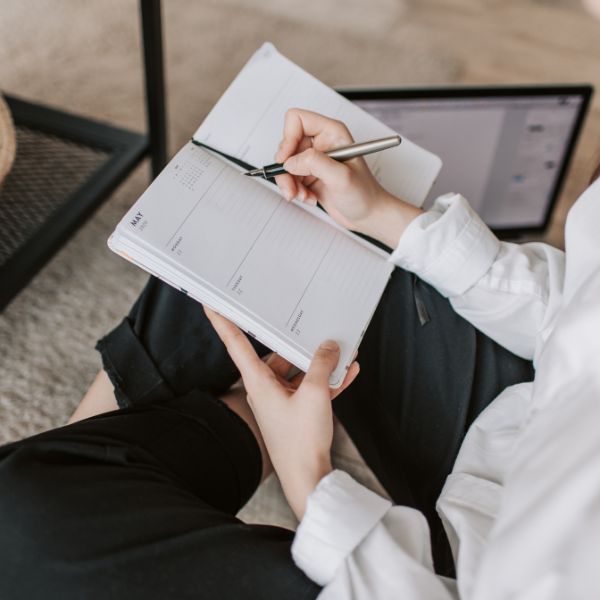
354 190 423 249
278 456 332 520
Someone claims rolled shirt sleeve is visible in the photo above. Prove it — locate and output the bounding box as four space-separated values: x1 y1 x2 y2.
389 194 565 361
292 470 457 599
389 193 500 298
291 470 391 586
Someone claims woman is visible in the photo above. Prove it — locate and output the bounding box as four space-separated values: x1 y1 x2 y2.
1 109 598 599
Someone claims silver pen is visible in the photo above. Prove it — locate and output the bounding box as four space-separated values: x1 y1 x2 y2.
243 135 401 178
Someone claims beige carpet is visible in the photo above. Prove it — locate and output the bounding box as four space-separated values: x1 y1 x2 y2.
0 0 458 527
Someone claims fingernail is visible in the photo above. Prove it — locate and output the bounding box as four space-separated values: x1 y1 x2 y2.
307 197 317 207
321 340 339 351
283 158 295 172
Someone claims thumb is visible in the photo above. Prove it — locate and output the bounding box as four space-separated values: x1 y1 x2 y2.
303 340 340 389
284 148 348 184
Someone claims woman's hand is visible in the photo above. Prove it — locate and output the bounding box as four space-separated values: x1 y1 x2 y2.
274 108 423 249
204 307 360 520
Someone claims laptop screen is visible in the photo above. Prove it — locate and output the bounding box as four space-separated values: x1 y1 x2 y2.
344 88 591 233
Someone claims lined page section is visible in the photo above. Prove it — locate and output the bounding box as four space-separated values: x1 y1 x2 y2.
276 231 393 354
194 42 441 207
118 143 392 362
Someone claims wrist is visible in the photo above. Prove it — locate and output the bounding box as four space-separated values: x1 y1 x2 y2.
282 457 332 520
357 189 423 250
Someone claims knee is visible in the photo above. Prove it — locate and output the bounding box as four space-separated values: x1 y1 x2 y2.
0 445 73 556
0 443 91 596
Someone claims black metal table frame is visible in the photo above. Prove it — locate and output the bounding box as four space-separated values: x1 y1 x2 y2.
0 0 167 310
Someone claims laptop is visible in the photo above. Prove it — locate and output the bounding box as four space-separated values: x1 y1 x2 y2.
339 85 593 238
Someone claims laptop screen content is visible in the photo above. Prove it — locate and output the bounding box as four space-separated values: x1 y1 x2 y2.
352 94 585 230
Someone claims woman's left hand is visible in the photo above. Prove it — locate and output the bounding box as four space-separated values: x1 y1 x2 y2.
204 307 359 519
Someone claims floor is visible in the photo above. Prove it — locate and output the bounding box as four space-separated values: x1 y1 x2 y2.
405 0 600 247
1 0 599 528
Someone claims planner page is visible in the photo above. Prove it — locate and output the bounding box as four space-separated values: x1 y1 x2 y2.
110 143 393 387
193 42 442 207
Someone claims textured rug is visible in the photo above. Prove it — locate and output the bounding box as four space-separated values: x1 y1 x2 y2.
0 0 458 526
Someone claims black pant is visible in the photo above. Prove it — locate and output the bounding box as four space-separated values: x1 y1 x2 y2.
0 269 533 599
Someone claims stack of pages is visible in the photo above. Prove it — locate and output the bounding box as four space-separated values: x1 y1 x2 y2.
109 43 442 387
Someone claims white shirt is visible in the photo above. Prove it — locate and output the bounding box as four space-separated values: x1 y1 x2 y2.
291 177 600 599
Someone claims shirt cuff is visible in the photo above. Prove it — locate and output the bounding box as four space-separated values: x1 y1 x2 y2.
389 193 501 297
291 470 391 586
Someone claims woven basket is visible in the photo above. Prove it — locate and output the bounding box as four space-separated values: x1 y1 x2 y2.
0 94 17 187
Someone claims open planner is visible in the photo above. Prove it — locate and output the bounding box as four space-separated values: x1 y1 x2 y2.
108 43 442 387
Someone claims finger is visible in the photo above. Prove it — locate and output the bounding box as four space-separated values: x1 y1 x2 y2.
284 147 351 185
275 139 289 163
307 178 325 200
304 188 319 206
292 138 317 202
276 109 352 164
302 174 318 188
288 136 314 160
289 371 304 386
276 133 313 165
302 340 341 390
275 115 306 163
296 181 317 205
276 135 297 163
274 173 297 201
276 136 315 202
266 353 294 379
331 361 360 399
295 181 307 201
204 307 277 388
275 174 316 205
281 109 352 154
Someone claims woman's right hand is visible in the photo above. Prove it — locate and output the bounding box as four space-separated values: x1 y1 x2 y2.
274 109 422 249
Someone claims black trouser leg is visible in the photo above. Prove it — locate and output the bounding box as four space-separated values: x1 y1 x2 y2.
0 392 319 600
333 271 534 576
96 276 271 408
